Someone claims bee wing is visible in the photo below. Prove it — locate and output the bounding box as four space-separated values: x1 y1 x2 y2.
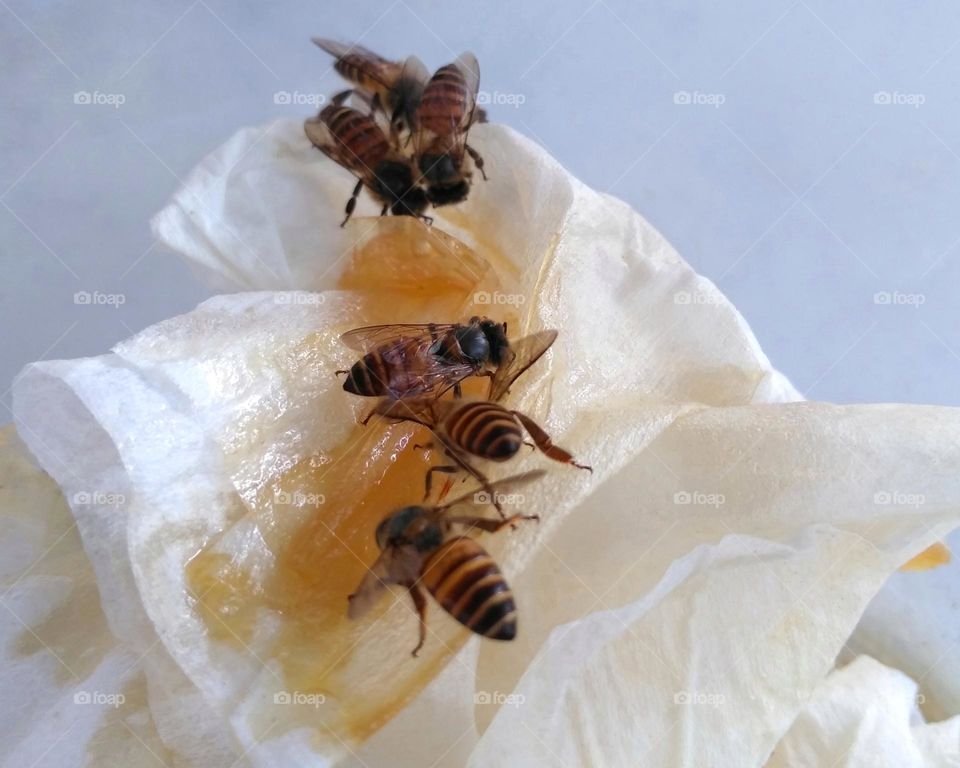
311 38 402 91
370 396 438 427
397 55 430 121
347 547 404 620
340 323 461 353
453 52 481 132
304 108 375 180
488 329 559 403
439 469 548 512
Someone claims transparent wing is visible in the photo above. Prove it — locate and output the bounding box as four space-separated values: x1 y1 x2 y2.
347 548 397 620
304 107 380 180
397 55 430 116
439 469 548 512
489 329 558 402
454 52 480 131
340 323 461 353
311 38 401 91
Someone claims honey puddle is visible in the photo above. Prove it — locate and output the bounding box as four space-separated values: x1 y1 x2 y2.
186 218 520 746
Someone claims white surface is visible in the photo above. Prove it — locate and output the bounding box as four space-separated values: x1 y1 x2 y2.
10 119 960 767
3 1 960 409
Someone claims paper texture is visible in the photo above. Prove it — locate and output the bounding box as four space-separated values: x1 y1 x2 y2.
7 119 959 766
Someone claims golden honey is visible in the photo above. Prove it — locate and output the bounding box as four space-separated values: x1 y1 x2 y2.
186 217 520 744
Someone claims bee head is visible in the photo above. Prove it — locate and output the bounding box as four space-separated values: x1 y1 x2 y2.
375 506 441 552
477 318 509 365
376 506 421 549
425 180 470 207
390 186 429 218
419 153 459 186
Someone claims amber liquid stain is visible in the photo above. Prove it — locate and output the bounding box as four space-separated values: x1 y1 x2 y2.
900 541 952 572
186 217 521 745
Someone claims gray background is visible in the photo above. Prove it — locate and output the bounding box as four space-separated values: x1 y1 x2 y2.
3 0 960 412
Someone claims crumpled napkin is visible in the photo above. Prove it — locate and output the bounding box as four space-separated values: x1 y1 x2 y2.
7 118 960 767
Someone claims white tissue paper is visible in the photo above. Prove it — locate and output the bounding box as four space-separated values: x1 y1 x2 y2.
7 118 960 767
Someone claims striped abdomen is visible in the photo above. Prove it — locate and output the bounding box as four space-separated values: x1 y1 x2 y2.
445 401 523 461
417 64 468 135
321 105 389 171
333 56 394 106
421 537 517 640
342 351 393 396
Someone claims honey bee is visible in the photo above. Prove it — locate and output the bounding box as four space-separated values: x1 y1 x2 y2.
337 317 510 400
304 104 429 226
368 329 592 510
347 470 544 656
311 38 429 139
413 53 488 206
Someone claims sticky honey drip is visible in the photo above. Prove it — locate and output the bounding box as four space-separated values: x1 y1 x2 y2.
186 218 519 746
899 541 952 572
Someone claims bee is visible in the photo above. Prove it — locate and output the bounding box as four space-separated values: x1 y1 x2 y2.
347 470 544 656
413 53 488 207
311 38 429 140
304 104 430 226
368 329 592 511
336 317 510 400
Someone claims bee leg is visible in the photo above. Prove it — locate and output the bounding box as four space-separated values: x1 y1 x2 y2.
424 464 458 500
466 144 487 181
381 203 389 217
341 180 364 227
408 584 428 657
524 441 537 451
511 411 593 473
453 382 463 399
412 441 434 451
